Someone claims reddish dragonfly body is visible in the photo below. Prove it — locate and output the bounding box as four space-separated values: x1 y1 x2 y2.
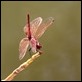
19 14 54 60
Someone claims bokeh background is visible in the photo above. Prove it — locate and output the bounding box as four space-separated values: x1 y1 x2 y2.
1 1 81 81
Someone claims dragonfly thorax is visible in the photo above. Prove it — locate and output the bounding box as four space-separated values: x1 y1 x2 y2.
28 35 31 40
29 36 42 53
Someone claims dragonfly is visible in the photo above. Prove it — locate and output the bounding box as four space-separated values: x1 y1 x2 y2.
19 14 54 60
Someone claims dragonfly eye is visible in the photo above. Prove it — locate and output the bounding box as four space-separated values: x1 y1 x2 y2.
36 45 42 49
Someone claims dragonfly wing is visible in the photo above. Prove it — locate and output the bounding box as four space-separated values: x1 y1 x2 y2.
19 38 29 60
24 25 28 36
24 17 42 36
35 17 54 39
30 17 42 36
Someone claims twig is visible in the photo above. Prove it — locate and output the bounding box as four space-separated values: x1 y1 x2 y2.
2 52 41 81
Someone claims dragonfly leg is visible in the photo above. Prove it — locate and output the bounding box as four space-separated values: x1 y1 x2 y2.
28 48 32 57
36 49 42 55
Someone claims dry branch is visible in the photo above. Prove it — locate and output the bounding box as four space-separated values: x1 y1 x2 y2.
2 52 41 81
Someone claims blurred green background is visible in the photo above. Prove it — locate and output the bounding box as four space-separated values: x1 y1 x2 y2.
1 1 81 81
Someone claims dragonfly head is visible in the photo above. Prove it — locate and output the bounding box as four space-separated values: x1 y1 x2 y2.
36 44 42 50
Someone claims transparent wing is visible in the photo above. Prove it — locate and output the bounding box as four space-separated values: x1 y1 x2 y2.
19 38 29 60
24 17 42 36
35 17 54 39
